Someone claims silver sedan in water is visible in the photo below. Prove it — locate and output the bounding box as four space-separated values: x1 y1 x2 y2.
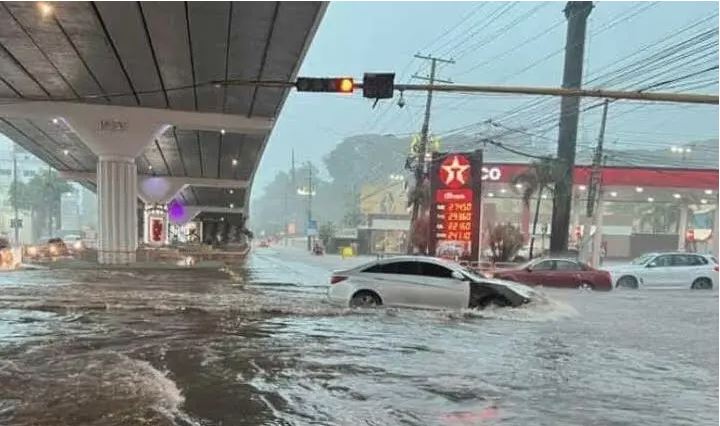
327 256 537 310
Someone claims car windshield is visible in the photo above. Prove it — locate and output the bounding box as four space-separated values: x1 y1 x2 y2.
631 254 655 265
459 266 485 282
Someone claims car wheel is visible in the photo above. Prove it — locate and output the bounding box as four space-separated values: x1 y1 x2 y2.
691 278 713 290
578 281 594 290
616 276 638 289
350 291 382 308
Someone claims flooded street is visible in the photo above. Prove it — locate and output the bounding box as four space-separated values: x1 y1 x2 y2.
0 247 717 426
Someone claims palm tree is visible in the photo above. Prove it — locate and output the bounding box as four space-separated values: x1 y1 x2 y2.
510 158 557 258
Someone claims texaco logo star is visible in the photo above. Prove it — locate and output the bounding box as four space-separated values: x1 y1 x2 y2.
439 155 471 188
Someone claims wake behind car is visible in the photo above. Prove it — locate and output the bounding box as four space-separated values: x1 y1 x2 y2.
327 256 537 310
494 258 612 291
607 252 718 289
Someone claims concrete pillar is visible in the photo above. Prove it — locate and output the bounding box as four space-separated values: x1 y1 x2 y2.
97 156 138 264
677 205 688 251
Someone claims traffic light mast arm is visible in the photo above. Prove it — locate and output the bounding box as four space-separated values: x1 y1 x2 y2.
388 83 718 105
216 78 717 105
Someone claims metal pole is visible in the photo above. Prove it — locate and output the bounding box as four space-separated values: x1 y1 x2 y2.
387 84 717 105
12 144 19 246
307 161 313 251
550 1 593 254
584 99 609 264
222 78 719 105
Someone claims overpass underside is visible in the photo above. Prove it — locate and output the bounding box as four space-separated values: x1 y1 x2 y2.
0 1 326 263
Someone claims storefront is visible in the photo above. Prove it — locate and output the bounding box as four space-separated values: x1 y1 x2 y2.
479 163 718 258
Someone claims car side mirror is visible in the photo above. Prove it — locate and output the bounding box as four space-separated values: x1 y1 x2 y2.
647 262 657 268
525 266 532 272
451 271 465 281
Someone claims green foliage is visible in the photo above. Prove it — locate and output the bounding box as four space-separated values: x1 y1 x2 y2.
488 223 524 262
319 222 337 247
510 158 557 207
6 169 74 238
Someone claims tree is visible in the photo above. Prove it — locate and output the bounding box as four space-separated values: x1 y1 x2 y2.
510 158 557 258
6 169 73 239
319 222 336 248
7 180 32 211
488 223 524 262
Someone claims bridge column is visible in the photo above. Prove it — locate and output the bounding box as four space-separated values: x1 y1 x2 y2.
97 156 138 264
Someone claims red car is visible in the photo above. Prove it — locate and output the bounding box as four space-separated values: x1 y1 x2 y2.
494 258 612 291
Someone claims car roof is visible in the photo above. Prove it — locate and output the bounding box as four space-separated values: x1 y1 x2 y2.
647 252 707 256
343 255 459 273
532 257 581 262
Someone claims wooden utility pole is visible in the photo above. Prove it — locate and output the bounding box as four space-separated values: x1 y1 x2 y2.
550 1 593 254
406 54 454 254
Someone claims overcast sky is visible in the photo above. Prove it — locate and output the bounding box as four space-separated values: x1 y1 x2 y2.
253 1 719 197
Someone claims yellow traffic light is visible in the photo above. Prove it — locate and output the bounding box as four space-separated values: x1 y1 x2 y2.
296 77 355 93
339 78 354 93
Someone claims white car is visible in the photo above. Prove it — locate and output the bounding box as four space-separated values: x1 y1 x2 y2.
327 256 537 310
608 252 718 290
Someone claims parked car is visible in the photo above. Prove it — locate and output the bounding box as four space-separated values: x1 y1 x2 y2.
607 252 718 289
327 256 537 310
493 258 612 291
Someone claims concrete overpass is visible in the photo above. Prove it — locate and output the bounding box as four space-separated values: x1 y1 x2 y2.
0 1 326 263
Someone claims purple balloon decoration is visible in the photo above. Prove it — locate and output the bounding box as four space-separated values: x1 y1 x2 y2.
168 199 186 223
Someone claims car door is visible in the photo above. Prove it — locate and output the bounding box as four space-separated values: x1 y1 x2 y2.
553 260 584 287
641 254 673 287
359 260 422 306
414 261 469 309
525 260 555 287
672 254 707 287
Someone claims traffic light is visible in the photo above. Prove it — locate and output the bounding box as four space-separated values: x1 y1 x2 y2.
362 73 395 99
295 77 354 93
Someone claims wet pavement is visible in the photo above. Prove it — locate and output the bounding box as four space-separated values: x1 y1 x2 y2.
0 246 717 425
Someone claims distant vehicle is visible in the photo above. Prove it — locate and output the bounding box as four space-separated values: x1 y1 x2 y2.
258 240 270 248
0 237 12 268
327 256 537 310
607 252 718 290
25 238 71 260
493 258 612 291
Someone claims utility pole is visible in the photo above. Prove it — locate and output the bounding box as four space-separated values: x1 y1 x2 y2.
306 161 313 251
406 53 454 254
584 99 609 266
550 1 593 254
12 144 19 246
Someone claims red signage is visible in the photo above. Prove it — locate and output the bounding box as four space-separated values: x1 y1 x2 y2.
482 163 718 189
429 151 483 260
439 155 472 189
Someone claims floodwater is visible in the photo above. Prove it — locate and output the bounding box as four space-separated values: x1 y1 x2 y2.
0 247 717 426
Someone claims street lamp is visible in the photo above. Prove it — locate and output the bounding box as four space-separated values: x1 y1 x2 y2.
670 146 691 159
297 187 316 196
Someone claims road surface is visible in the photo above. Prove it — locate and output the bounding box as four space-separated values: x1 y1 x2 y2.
0 246 717 425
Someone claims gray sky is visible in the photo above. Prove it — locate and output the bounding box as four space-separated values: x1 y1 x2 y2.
254 1 719 197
